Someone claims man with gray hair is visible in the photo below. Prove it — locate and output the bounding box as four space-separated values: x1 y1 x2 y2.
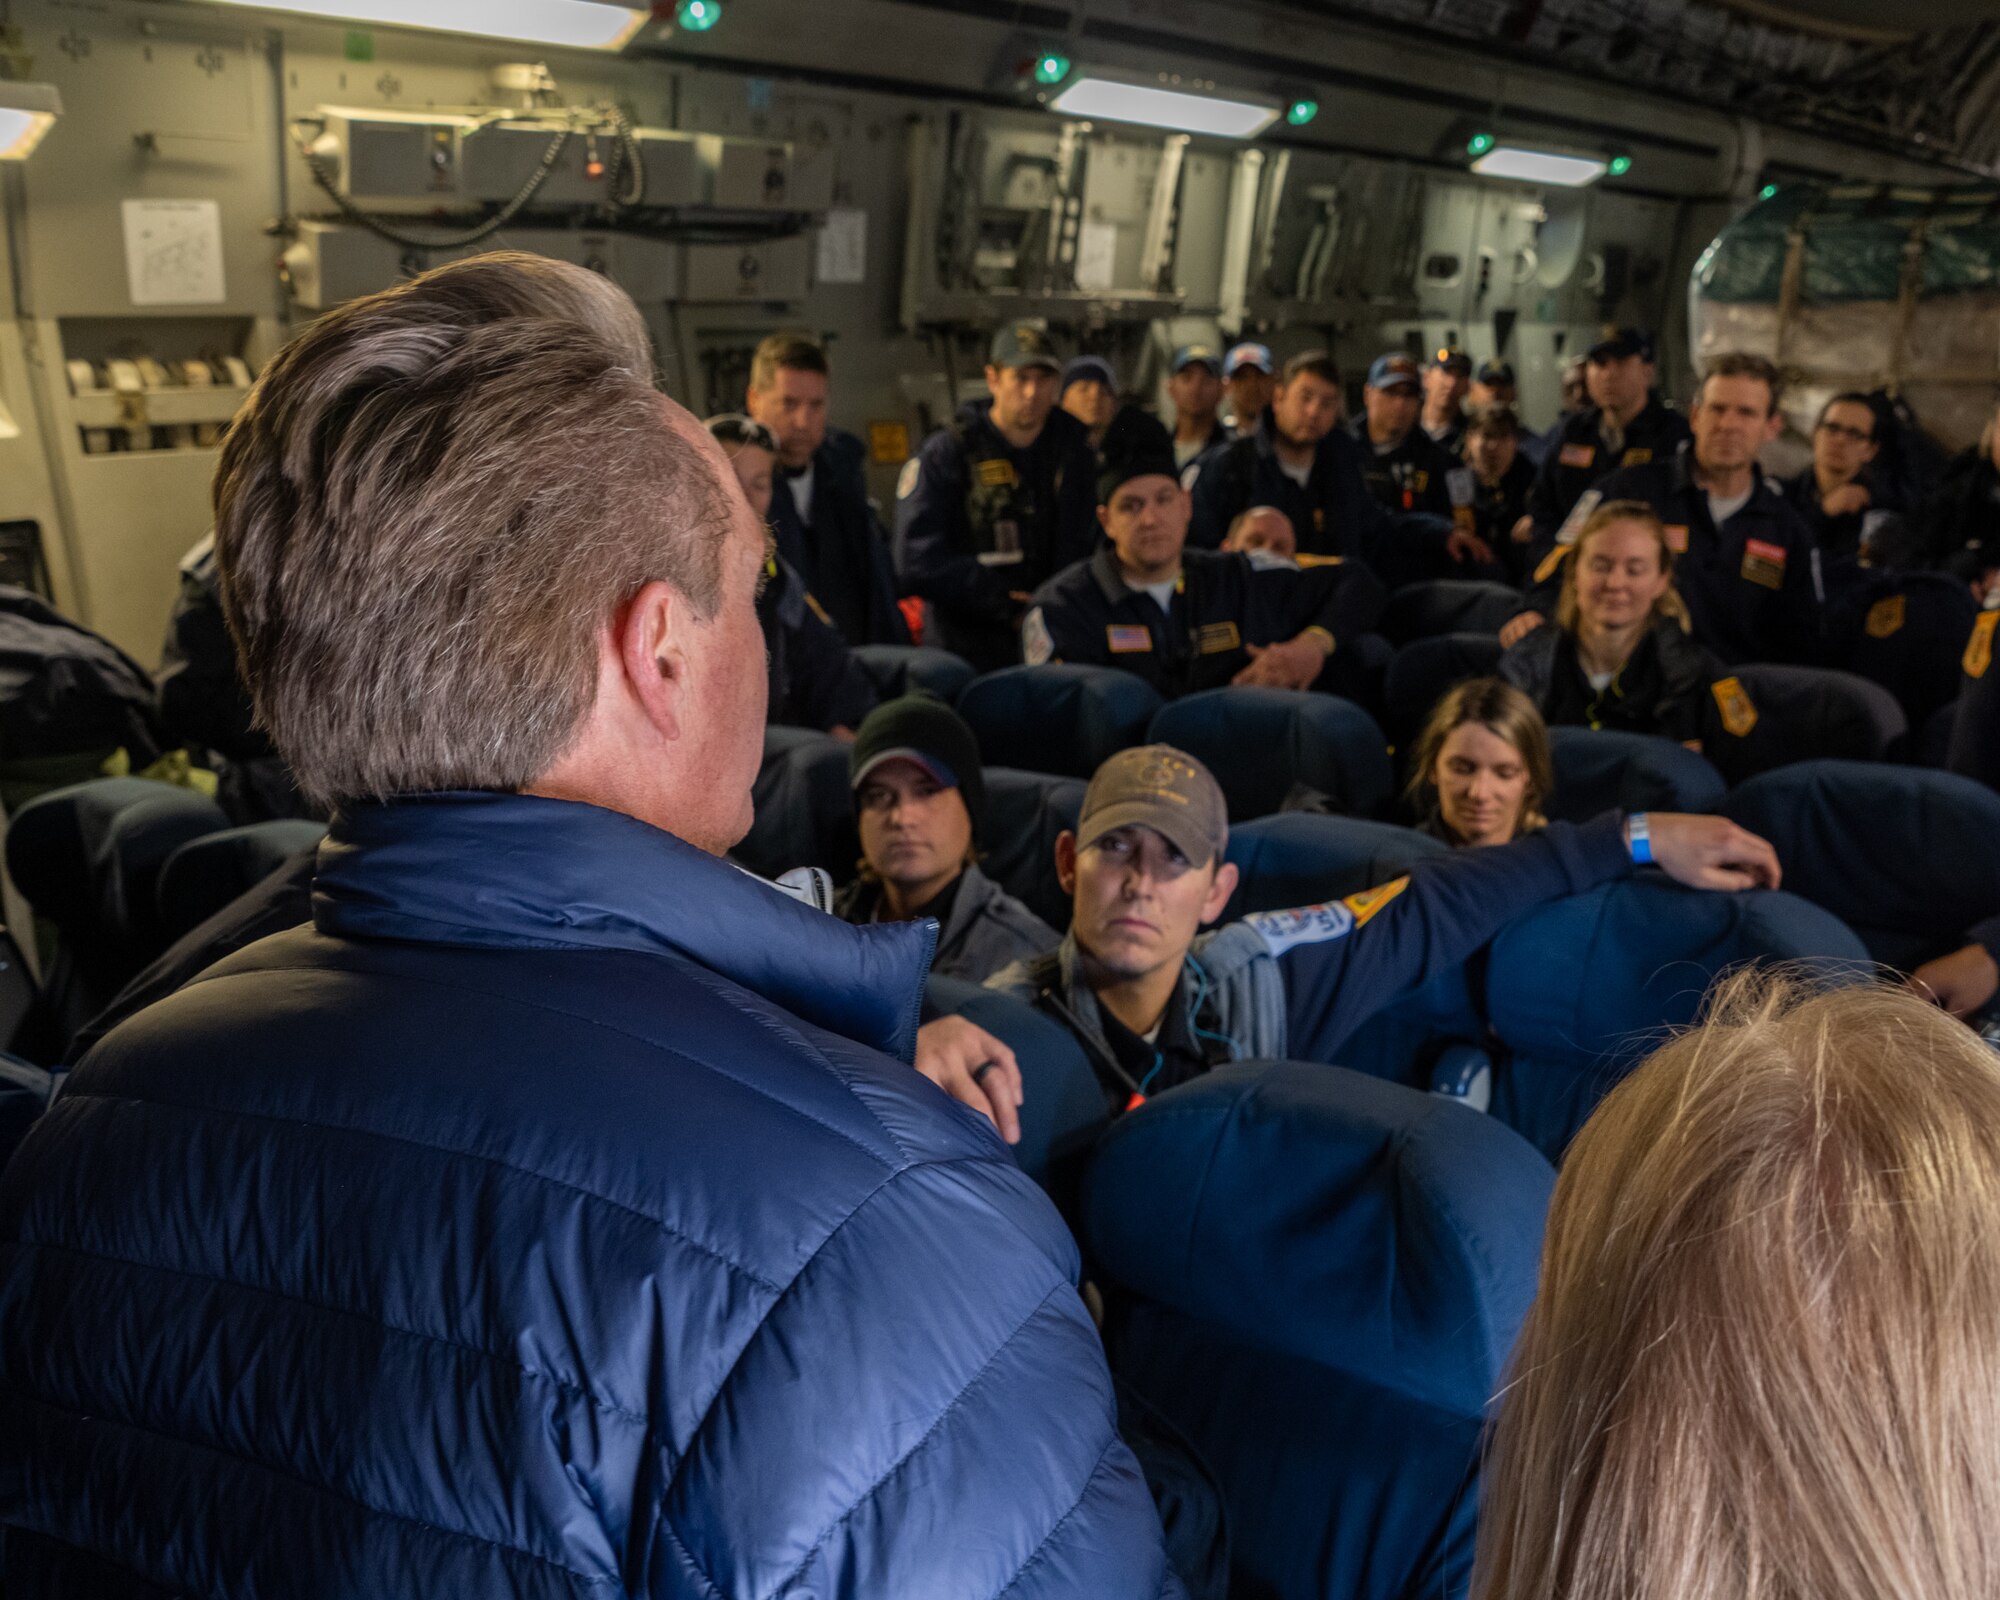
0 253 1179 1597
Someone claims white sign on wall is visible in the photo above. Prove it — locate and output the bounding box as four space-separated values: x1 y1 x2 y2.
123 199 227 307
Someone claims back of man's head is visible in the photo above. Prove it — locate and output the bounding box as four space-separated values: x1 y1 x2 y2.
215 251 729 810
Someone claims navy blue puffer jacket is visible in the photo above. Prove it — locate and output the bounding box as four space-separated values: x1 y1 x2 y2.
0 792 1177 1598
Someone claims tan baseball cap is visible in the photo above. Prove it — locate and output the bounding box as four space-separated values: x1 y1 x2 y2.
1076 745 1229 869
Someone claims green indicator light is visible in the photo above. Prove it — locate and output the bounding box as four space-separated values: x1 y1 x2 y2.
676 0 721 29
1607 154 1632 176
1759 182 1779 200
1033 52 1070 85
1467 131 1494 157
1287 98 1319 127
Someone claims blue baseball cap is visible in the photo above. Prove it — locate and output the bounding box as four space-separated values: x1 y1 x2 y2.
1366 352 1421 392
1477 360 1516 386
1172 343 1222 376
1061 354 1117 396
1587 326 1655 363
1429 347 1473 377
1223 342 1273 377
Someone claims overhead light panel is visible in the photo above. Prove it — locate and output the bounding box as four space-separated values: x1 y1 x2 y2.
675 0 721 30
200 0 647 50
1048 75 1280 139
1032 51 1071 86
1470 145 1609 187
0 82 62 162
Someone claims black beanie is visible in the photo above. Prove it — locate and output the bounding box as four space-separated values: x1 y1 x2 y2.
848 693 987 838
1097 448 1183 507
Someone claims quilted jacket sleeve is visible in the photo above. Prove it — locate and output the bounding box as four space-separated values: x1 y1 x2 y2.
653 1150 1183 1599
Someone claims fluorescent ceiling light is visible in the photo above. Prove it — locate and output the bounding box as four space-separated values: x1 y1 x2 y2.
1470 146 1608 187
0 82 62 162
1049 76 1279 139
202 0 647 50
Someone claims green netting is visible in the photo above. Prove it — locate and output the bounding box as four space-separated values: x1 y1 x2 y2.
1693 183 2000 306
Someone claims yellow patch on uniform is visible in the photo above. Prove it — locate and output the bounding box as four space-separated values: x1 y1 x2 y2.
1620 447 1653 467
1296 553 1344 567
1865 595 1906 639
805 592 834 627
1452 505 1475 533
1966 610 2000 679
976 458 1018 488
1533 545 1572 585
1663 524 1689 554
1739 537 1787 591
1107 624 1154 653
1196 621 1242 655
869 420 910 464
1711 675 1759 738
1558 443 1596 469
1342 876 1409 929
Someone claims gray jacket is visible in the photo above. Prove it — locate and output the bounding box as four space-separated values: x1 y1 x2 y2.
837 862 1059 984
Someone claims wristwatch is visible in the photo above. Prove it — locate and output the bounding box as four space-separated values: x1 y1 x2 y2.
1624 811 1654 866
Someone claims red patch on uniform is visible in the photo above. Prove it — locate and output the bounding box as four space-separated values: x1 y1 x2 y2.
1745 538 1787 565
1559 443 1596 468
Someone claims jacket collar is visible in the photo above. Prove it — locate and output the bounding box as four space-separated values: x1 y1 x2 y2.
313 791 936 1062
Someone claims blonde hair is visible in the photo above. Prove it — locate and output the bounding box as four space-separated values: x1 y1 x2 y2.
1404 677 1551 838
1554 500 1691 634
1475 970 2000 1600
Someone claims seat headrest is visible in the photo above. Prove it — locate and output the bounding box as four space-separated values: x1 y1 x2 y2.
1545 727 1725 823
1378 579 1521 648
850 643 976 706
958 665 1163 779
925 976 1106 1211
1707 664 1907 785
1083 1061 1554 1419
736 728 857 883
1221 812 1446 921
1722 759 2000 967
1151 688 1392 821
1384 632 1505 747
156 820 328 946
981 769 1084 932
1483 875 1871 1072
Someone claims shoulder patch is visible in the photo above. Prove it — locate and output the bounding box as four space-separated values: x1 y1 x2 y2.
897 457 922 500
1865 595 1905 639
1022 606 1054 666
1342 876 1408 928
1533 544 1573 586
1553 489 1603 548
1966 609 1999 679
1244 900 1356 958
1711 675 1759 738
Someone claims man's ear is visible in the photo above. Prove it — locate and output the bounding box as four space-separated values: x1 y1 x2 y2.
1201 860 1240 925
615 579 689 742
1762 408 1785 444
1096 502 1113 539
1055 830 1078 896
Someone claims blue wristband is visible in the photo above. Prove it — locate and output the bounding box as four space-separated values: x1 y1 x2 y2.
1626 812 1654 866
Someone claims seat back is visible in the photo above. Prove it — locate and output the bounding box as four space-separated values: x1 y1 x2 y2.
1482 875 1870 1158
736 727 857 882
1826 570 1979 729
957 665 1162 778
1219 812 1446 921
1950 616 2000 791
1383 632 1504 752
1704 663 1907 786
925 975 1105 1213
156 820 327 946
1722 759 2000 970
0 587 162 772
1150 688 1393 821
1545 726 1726 822
1377 579 1521 648
6 778 230 1060
981 769 1084 932
849 643 976 706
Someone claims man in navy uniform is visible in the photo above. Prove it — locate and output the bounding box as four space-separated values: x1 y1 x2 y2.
895 320 1099 672
1023 448 1385 699
1469 359 1518 413
1168 344 1229 471
1420 347 1474 451
1521 327 1691 560
745 331 909 646
1061 354 1174 464
1506 353 1824 666
1463 403 1539 587
1351 351 1472 522
1222 341 1276 436
987 745 1780 1114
